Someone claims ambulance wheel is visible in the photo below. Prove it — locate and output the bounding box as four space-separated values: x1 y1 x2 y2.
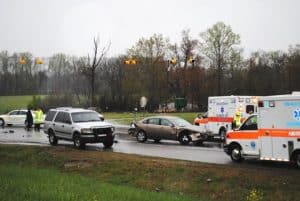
219 128 226 141
230 145 243 162
292 151 300 168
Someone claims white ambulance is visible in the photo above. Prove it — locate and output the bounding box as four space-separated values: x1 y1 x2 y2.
194 96 258 141
224 93 300 167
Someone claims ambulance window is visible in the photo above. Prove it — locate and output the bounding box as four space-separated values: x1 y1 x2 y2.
246 105 254 114
240 116 257 130
269 101 275 107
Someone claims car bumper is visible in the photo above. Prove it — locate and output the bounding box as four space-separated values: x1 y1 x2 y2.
80 133 115 143
190 133 202 141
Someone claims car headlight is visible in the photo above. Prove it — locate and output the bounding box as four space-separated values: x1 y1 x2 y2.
111 127 115 132
81 128 93 134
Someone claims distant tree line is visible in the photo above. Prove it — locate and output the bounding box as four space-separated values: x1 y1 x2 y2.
0 22 300 111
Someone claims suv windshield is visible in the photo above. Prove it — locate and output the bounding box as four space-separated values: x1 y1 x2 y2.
172 118 191 127
71 112 100 123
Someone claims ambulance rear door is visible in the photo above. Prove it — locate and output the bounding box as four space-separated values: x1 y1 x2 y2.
258 96 300 160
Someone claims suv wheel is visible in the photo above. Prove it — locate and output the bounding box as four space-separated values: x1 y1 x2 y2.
103 134 114 148
73 134 85 149
48 130 58 146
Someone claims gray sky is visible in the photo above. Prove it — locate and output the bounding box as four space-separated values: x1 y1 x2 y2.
1 0 300 57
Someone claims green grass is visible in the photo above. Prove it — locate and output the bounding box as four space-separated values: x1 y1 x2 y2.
0 164 195 201
1 145 300 201
0 95 33 113
104 112 200 125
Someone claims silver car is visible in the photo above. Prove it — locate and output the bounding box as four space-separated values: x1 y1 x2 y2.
43 108 115 149
131 116 202 145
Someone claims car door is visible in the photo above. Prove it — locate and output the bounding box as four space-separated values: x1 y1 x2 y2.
237 115 260 156
160 118 176 140
16 110 27 125
53 112 68 138
62 113 73 140
6 110 19 124
144 118 160 139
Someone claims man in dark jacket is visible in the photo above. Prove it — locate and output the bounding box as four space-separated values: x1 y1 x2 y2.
26 108 33 131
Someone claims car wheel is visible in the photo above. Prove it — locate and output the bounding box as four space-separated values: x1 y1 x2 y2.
73 134 85 149
230 145 243 162
0 118 5 127
136 130 147 142
103 134 114 148
48 130 58 146
179 132 191 145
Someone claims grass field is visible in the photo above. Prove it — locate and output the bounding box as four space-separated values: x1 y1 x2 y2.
0 165 194 201
0 145 299 201
0 95 200 124
0 95 34 113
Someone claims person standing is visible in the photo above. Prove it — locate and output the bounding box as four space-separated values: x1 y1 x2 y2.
26 108 33 131
34 108 44 131
233 110 242 128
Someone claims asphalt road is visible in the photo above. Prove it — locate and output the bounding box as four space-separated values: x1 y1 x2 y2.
0 125 233 165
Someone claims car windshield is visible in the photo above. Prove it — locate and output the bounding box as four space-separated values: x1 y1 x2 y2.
171 118 191 127
71 112 100 123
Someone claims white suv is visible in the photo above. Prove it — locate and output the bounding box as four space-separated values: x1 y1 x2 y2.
43 108 115 149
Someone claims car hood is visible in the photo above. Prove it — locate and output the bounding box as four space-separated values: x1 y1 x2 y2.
74 121 113 128
178 125 203 133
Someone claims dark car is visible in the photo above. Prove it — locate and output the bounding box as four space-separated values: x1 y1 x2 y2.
130 116 202 145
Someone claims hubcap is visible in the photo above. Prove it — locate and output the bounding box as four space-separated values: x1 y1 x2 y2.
232 149 241 160
137 132 145 141
75 138 80 147
182 135 189 142
49 135 54 142
296 155 300 167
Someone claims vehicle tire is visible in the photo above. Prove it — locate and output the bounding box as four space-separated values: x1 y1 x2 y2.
179 132 191 145
103 134 114 148
48 130 58 146
0 118 5 127
194 140 204 146
154 139 161 143
136 130 147 142
219 128 226 142
292 151 300 168
230 145 243 162
73 134 85 149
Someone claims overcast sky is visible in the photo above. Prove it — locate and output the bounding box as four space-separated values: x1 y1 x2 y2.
1 0 300 57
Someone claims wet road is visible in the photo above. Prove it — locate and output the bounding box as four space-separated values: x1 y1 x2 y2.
0 126 232 164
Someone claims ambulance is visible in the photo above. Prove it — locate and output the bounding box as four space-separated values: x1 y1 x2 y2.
194 96 258 141
224 92 300 167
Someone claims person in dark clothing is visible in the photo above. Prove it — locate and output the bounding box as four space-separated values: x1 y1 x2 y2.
26 109 33 131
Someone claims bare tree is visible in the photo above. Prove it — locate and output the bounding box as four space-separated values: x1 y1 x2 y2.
81 37 111 106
